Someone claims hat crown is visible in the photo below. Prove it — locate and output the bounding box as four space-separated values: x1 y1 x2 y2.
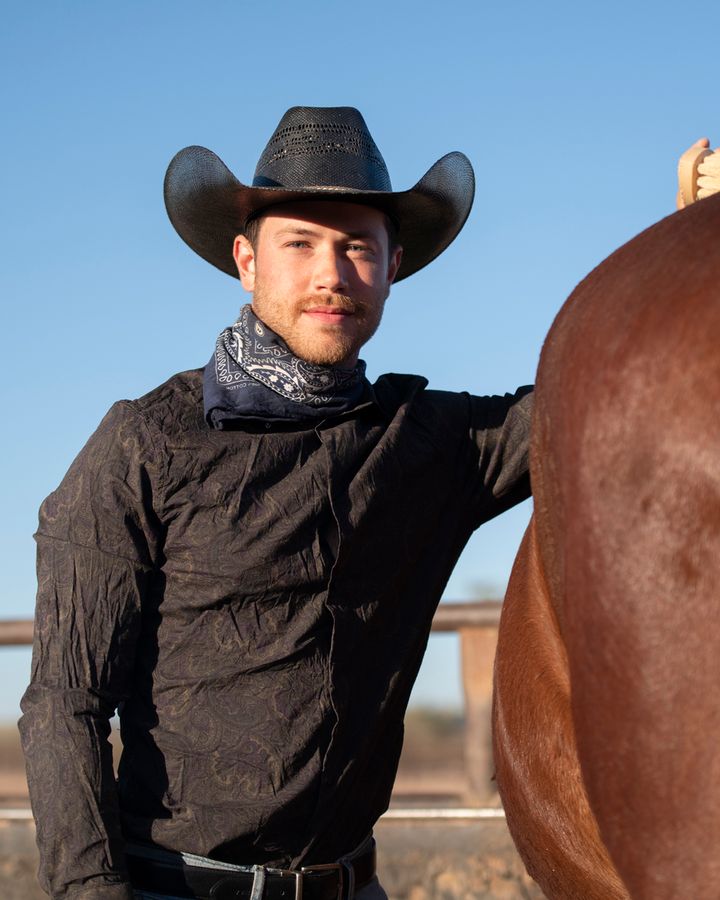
252 106 392 192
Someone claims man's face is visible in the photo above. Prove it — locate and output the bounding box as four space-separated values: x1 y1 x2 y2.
233 201 403 368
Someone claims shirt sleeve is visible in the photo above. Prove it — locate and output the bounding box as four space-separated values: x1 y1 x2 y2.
465 385 534 528
19 401 164 899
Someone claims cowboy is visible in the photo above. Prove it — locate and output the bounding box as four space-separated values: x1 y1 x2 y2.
19 108 715 900
20 106 532 899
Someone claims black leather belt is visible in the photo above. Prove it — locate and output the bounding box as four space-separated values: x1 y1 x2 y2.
126 842 376 900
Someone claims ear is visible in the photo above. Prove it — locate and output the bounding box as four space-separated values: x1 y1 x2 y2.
387 245 403 285
233 235 256 291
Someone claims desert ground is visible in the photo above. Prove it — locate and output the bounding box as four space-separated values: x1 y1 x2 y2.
0 712 546 899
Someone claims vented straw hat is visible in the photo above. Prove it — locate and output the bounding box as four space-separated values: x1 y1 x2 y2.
164 106 475 282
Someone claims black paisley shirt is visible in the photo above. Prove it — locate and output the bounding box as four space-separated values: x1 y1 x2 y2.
20 369 533 899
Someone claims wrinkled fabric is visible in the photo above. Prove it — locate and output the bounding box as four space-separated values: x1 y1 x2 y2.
204 305 368 427
20 368 533 899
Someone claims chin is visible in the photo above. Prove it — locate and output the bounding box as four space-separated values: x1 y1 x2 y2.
288 336 357 368
305 350 355 367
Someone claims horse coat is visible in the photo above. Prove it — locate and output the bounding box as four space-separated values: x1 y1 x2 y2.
493 193 720 900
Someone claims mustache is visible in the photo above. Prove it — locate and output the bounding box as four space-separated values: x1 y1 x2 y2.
298 293 366 314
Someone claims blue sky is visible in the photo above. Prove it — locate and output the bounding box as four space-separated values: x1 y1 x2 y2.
1 0 717 717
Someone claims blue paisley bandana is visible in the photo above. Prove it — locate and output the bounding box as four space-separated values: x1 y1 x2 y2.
204 305 369 428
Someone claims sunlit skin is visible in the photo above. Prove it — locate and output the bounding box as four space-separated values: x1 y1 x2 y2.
233 201 403 367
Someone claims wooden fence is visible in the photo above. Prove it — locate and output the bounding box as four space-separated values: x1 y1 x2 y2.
0 600 503 803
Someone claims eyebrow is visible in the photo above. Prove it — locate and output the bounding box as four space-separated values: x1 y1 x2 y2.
273 226 379 241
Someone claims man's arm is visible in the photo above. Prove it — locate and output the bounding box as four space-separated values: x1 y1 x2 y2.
19 402 164 899
464 385 534 528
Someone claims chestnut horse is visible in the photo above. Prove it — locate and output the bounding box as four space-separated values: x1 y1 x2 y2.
493 193 720 899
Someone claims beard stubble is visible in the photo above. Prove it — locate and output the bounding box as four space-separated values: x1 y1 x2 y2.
252 288 385 367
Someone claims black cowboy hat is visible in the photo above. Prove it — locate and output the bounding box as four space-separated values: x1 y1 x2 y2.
164 106 475 283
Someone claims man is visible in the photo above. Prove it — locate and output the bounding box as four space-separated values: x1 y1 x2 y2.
20 105 532 900
17 107 711 900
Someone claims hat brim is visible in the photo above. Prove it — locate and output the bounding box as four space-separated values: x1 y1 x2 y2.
164 146 475 283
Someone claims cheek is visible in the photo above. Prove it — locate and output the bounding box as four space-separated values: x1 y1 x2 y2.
353 262 389 293
278 272 312 303
254 270 301 307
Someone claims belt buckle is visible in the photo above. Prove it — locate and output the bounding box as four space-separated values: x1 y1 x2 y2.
300 862 344 900
270 866 304 900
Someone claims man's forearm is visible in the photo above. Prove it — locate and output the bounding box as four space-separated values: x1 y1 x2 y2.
21 400 160 897
20 684 133 899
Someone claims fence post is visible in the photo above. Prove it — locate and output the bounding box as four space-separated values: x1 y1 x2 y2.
430 602 502 805
460 624 499 804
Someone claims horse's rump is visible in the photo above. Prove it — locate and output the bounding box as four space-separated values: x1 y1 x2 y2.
494 194 720 899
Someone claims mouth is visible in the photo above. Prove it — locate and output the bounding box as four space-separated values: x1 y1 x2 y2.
302 307 354 324
300 294 359 325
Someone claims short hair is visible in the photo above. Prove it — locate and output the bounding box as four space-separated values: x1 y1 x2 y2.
243 215 263 249
384 214 400 251
243 209 400 252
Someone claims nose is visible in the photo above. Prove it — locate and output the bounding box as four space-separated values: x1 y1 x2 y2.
312 246 349 294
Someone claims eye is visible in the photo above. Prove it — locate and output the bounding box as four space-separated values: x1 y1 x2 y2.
285 240 311 249
347 243 375 257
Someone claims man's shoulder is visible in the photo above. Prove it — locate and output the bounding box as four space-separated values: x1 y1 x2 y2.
372 373 480 438
373 372 472 415
128 368 205 434
373 373 534 432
